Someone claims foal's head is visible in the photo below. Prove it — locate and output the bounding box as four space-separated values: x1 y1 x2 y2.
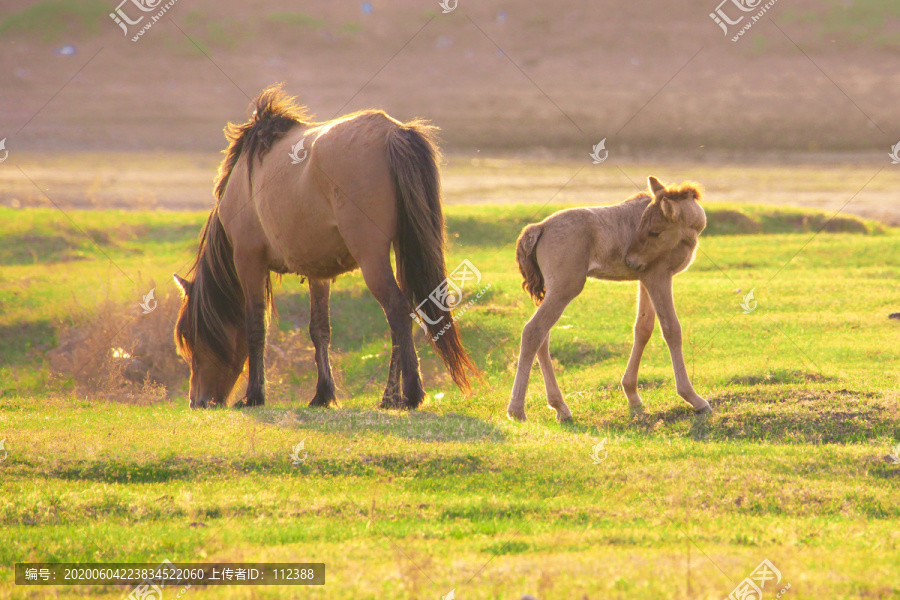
173 272 247 409
624 176 706 273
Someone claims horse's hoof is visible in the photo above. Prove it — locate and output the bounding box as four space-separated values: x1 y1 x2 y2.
379 395 401 410
309 394 334 408
629 404 645 418
507 410 527 422
694 404 712 416
557 414 574 424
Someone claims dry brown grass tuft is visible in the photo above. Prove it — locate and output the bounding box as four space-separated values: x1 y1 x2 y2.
264 326 320 406
47 282 188 403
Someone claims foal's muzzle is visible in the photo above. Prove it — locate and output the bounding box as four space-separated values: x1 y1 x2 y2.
624 256 644 271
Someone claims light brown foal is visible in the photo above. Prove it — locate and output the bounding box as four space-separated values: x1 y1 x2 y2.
508 176 712 421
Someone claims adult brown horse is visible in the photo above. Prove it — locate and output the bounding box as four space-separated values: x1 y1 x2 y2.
174 84 476 409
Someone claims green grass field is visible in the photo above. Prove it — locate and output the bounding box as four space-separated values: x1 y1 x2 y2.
1 202 899 599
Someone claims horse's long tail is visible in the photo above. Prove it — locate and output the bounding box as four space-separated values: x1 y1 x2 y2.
386 120 478 393
516 224 545 305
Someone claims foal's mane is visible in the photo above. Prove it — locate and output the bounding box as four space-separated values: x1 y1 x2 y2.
654 181 704 203
176 85 302 366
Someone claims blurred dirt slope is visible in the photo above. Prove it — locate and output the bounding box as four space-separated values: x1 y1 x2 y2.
2 0 899 153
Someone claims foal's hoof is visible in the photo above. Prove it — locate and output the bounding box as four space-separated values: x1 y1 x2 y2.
629 404 645 418
507 409 527 422
557 414 574 424
694 404 712 416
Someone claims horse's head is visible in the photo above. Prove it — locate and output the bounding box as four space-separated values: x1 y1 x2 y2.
174 273 246 408
624 176 706 273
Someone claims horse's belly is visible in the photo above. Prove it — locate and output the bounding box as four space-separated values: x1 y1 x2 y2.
277 225 357 279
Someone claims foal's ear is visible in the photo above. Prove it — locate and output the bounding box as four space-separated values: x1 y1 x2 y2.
648 176 666 198
173 273 191 296
660 197 682 223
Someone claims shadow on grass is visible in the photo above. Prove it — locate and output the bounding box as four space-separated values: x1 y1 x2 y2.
253 407 506 444
0 320 55 367
554 387 899 445
703 388 898 443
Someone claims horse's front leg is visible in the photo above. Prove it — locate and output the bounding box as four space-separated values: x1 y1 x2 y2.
644 275 711 414
621 282 656 414
236 254 270 408
308 278 337 407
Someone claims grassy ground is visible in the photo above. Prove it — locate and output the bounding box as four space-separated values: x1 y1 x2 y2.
1 202 899 599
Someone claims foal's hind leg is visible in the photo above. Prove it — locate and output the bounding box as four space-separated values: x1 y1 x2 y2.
536 333 573 422
621 282 656 414
508 281 583 421
359 256 424 409
308 278 337 407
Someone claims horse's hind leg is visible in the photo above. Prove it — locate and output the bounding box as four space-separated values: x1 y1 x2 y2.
379 345 402 409
537 333 572 422
508 281 583 421
621 282 656 414
308 278 337 407
358 256 424 409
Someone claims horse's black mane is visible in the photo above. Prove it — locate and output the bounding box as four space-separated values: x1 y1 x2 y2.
214 83 312 200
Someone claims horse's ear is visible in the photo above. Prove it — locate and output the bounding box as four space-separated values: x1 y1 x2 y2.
173 273 191 296
648 176 666 198
660 197 682 222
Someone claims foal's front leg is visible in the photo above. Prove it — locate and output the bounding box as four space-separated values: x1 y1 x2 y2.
644 275 711 414
621 282 656 413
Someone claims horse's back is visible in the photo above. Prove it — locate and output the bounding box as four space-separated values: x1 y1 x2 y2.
221 112 400 279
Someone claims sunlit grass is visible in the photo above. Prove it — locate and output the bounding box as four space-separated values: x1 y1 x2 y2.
1 203 899 599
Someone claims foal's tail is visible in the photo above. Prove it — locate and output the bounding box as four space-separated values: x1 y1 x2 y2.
516 224 545 305
386 121 478 393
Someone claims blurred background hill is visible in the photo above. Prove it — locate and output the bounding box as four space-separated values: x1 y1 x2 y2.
2 0 899 152
1 0 899 221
